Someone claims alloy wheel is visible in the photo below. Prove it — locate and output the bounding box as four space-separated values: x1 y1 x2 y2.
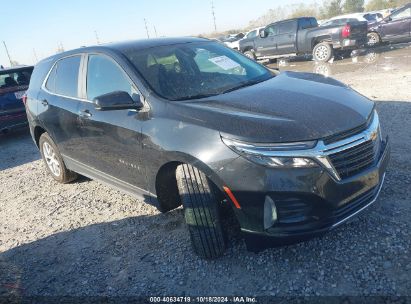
43 142 61 177
315 45 329 61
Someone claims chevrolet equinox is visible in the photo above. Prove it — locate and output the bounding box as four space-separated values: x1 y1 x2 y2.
26 38 390 258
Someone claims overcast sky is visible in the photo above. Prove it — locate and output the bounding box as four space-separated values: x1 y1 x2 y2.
1 0 321 66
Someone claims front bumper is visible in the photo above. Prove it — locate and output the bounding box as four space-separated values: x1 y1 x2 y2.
219 136 390 249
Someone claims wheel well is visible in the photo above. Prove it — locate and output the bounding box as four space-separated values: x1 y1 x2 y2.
243 46 254 53
155 161 227 213
368 31 381 38
312 37 332 49
34 126 46 147
155 161 182 212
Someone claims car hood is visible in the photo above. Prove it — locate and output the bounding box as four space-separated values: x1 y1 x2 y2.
169 71 374 143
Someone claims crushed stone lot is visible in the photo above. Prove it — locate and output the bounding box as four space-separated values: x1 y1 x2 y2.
0 43 410 298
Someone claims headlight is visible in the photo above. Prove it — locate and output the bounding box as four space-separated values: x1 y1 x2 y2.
221 137 319 168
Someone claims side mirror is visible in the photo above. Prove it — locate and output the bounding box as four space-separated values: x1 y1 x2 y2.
259 30 268 38
93 91 143 111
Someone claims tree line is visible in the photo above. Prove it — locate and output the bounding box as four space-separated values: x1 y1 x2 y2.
248 0 408 28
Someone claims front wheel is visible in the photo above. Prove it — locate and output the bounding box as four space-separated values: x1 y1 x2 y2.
313 42 333 62
39 133 77 183
176 164 226 259
367 32 380 46
244 50 256 60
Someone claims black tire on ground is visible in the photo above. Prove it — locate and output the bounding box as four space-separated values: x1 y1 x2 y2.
39 133 77 184
367 32 380 46
176 164 226 259
244 50 256 60
312 42 333 62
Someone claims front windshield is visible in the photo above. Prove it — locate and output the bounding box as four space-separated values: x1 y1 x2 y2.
123 41 273 100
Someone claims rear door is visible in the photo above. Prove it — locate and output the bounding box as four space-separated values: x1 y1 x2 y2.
37 55 82 158
75 53 147 189
380 7 411 40
276 20 298 55
255 24 279 57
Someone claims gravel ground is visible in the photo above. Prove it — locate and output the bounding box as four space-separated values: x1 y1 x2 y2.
0 43 410 299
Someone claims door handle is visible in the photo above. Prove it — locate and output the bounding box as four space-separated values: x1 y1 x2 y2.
41 99 48 106
79 109 92 118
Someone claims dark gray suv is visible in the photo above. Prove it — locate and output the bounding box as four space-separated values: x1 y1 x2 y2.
25 37 390 258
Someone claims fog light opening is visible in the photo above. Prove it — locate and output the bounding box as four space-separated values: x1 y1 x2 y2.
264 196 278 230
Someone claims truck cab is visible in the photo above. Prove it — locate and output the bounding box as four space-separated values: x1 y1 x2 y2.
240 17 367 62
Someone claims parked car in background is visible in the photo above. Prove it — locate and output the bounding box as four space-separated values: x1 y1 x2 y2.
239 17 368 62
367 3 411 45
26 37 389 258
321 13 383 27
226 27 264 50
0 65 33 134
223 32 245 50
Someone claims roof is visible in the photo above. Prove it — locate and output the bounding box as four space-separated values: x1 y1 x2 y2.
267 16 317 25
40 37 211 63
0 65 33 73
329 13 366 20
103 37 210 52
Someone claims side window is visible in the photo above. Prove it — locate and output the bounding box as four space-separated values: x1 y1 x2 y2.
310 18 319 27
246 30 257 39
266 25 279 36
333 19 348 26
299 18 311 30
86 55 136 101
279 21 296 34
46 56 81 98
391 8 411 20
45 65 57 92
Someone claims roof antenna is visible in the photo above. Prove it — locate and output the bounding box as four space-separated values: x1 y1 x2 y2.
210 0 217 32
144 18 150 39
94 30 101 45
2 41 13 67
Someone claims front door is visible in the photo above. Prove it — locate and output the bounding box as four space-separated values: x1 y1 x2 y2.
381 7 411 40
255 24 279 57
75 53 147 190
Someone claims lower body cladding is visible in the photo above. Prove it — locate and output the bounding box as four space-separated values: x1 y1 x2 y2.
0 110 28 133
218 138 390 252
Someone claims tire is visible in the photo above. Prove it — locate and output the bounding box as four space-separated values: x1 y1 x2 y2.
39 133 77 183
313 42 333 62
367 32 380 46
244 50 256 60
176 164 226 259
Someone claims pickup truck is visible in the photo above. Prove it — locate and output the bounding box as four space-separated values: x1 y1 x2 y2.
239 17 368 62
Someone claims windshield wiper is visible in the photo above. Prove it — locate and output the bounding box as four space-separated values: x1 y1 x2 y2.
175 92 221 101
220 77 273 95
174 76 274 101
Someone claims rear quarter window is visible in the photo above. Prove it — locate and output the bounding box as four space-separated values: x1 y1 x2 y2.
279 21 297 34
45 55 81 98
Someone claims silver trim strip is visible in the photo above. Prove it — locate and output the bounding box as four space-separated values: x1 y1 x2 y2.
41 54 90 103
331 172 385 228
222 111 380 181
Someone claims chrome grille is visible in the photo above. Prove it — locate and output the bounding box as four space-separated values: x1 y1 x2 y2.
328 138 379 179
